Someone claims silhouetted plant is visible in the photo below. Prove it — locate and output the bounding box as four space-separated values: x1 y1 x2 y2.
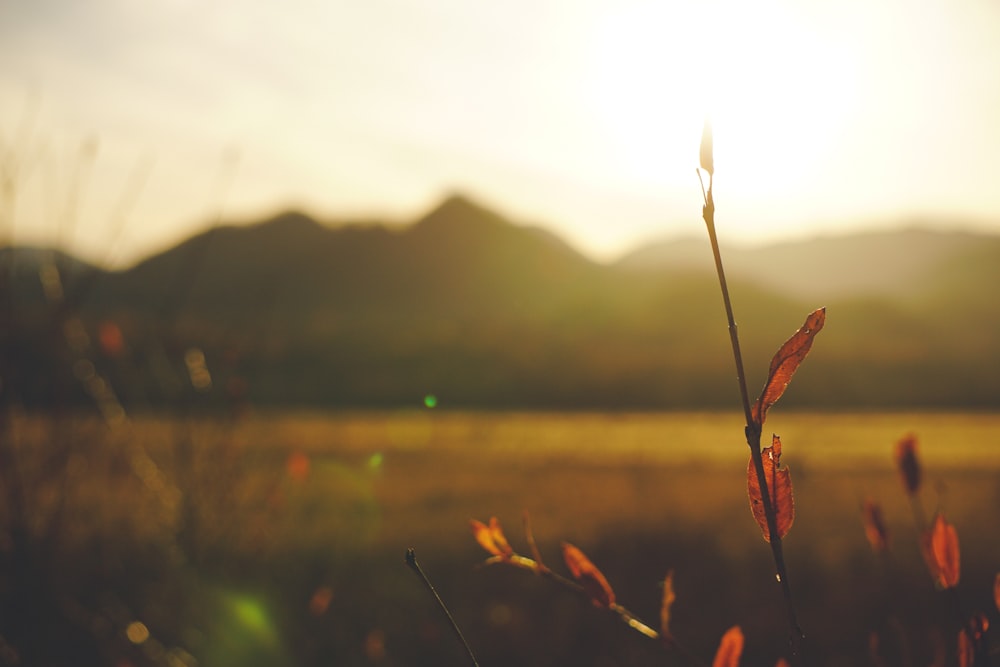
432 122 837 667
862 434 997 666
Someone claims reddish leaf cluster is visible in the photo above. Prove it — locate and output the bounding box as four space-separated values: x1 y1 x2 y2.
743 309 825 543
469 515 618 609
469 515 799 666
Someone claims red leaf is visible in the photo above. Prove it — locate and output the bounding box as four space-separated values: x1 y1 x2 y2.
561 542 615 608
747 434 795 542
712 625 744 667
929 513 960 589
958 628 973 667
752 308 826 427
470 517 514 559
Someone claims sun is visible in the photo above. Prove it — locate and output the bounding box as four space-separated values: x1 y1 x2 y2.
588 0 860 207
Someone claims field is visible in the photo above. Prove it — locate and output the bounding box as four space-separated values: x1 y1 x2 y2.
2 409 999 666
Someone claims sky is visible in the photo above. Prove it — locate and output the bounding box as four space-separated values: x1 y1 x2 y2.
1 0 1000 268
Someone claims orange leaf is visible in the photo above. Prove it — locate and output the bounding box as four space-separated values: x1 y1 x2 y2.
895 434 921 496
470 517 514 559
660 570 676 640
751 308 826 427
561 542 615 608
994 573 1000 613
747 434 795 542
712 625 744 667
968 612 990 641
929 513 960 589
861 498 889 553
958 628 973 667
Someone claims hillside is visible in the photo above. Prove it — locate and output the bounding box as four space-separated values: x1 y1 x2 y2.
3 196 999 410
616 228 1000 301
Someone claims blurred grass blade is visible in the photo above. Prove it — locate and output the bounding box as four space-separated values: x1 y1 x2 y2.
659 570 676 641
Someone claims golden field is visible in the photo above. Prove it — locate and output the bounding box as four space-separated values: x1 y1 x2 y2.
2 409 998 666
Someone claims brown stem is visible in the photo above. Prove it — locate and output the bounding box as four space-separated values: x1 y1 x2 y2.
407 549 481 667
701 175 805 661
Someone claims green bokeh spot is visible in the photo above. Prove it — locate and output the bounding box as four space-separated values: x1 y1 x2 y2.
230 595 272 641
367 452 384 470
423 394 437 408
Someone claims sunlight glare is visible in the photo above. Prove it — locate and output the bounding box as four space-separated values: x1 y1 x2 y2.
591 0 860 216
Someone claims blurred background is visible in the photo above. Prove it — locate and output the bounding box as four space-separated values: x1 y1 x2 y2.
1 1 999 666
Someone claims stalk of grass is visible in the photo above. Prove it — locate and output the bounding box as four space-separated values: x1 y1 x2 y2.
406 548 482 667
697 132 805 659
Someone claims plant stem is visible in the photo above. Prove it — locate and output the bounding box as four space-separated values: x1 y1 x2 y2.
700 174 805 661
406 549 481 667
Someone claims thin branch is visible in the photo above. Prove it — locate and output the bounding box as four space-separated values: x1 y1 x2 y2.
700 172 805 661
406 549 481 667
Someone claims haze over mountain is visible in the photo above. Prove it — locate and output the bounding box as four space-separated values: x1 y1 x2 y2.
4 194 999 410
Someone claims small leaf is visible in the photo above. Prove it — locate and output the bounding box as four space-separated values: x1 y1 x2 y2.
929 513 960 589
894 434 921 496
561 542 615 608
861 498 889 553
957 628 973 667
470 517 514 559
700 118 714 176
747 434 795 542
659 570 676 640
488 517 513 557
968 612 989 641
712 625 744 667
752 308 826 427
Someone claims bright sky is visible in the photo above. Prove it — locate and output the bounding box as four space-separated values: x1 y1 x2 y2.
2 0 999 267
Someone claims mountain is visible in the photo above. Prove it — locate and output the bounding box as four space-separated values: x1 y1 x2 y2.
616 228 1000 301
3 196 1000 410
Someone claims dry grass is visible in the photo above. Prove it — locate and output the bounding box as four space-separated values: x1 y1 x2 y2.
3 409 998 666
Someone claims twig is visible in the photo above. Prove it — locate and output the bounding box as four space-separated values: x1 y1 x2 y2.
698 170 805 661
406 548 481 667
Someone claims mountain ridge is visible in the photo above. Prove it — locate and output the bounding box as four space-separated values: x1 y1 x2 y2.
4 193 999 409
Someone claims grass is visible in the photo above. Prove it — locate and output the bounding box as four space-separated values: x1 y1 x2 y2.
3 409 998 665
